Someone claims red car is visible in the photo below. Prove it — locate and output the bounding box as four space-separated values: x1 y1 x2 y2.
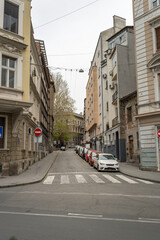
85 150 92 162
89 150 101 166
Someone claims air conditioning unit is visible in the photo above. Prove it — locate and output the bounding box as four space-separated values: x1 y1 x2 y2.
109 83 115 89
109 70 113 76
103 73 107 79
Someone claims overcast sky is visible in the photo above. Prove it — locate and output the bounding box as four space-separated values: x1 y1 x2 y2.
31 0 133 114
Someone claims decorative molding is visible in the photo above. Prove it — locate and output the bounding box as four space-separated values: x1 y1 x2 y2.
0 44 21 54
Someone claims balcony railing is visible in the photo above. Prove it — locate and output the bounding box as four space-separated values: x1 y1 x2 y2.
112 116 118 127
112 90 118 104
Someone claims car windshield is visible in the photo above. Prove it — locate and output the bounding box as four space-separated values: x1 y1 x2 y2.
99 154 115 160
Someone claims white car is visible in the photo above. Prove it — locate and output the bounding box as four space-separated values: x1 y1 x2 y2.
93 153 119 171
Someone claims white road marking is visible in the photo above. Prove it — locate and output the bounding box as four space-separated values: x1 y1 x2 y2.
43 176 55 184
0 211 160 224
103 174 121 183
116 175 138 184
136 179 154 184
89 174 105 183
138 218 160 222
68 213 103 218
61 175 70 184
75 175 87 183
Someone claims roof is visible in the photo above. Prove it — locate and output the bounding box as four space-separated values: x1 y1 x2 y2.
107 26 134 42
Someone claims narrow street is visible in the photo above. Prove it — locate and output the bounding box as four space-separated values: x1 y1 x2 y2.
0 149 160 240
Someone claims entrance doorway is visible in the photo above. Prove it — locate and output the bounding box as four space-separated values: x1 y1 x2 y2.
129 135 134 160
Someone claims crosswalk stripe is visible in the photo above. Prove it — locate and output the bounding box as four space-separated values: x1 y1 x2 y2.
43 176 55 184
75 175 87 183
61 175 70 184
116 175 138 184
89 174 105 183
136 179 154 184
103 174 121 183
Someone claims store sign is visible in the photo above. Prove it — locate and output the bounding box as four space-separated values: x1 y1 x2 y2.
0 126 3 138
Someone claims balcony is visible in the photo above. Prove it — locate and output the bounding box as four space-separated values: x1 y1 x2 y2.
112 116 118 127
112 90 118 105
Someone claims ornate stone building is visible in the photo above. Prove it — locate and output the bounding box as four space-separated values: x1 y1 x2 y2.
0 0 55 175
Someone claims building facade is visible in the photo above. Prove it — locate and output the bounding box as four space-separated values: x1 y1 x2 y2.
0 0 54 175
104 26 137 162
85 16 126 152
133 0 160 170
67 112 84 147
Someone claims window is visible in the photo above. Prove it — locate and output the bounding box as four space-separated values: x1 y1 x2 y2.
127 106 132 122
4 1 19 34
156 27 160 52
1 56 16 88
22 122 26 150
153 0 160 7
106 102 109 111
28 128 32 151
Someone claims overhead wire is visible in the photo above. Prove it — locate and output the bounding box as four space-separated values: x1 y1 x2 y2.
34 0 99 29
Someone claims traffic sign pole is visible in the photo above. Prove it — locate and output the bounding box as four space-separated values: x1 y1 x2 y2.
34 128 42 172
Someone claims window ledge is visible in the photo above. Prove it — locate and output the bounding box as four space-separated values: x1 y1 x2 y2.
0 149 10 151
0 86 24 94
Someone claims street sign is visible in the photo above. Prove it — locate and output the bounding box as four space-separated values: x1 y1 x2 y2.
34 128 42 137
0 126 3 138
34 135 42 143
157 130 160 138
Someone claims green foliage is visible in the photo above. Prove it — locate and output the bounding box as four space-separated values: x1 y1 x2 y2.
9 237 18 240
52 73 76 145
53 120 71 143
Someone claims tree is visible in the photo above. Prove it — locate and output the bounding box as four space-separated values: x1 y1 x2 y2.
53 73 75 122
52 73 76 145
53 120 70 145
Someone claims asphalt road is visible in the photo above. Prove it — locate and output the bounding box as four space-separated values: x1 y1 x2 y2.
0 149 160 240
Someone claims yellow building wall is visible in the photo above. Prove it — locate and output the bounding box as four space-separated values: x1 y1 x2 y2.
22 0 31 102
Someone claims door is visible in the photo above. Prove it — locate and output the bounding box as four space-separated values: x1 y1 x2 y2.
157 126 160 170
116 131 119 159
129 135 134 160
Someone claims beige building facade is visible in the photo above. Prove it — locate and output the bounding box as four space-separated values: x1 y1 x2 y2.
133 0 160 170
0 0 54 175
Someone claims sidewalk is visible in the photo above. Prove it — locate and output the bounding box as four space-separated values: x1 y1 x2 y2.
0 151 59 188
119 162 160 183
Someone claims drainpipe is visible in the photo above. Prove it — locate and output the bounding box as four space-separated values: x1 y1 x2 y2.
100 35 104 152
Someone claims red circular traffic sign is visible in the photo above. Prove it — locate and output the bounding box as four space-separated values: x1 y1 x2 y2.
157 130 160 138
34 128 42 137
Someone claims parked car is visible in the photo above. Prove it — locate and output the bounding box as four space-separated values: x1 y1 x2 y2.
88 150 101 166
60 146 66 151
93 153 119 171
75 146 80 154
85 149 92 162
82 147 88 159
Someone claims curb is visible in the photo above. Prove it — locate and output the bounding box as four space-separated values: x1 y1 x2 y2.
119 168 160 184
0 151 59 188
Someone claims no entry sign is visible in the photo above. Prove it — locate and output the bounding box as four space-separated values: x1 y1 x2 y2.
157 130 160 138
34 128 42 137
